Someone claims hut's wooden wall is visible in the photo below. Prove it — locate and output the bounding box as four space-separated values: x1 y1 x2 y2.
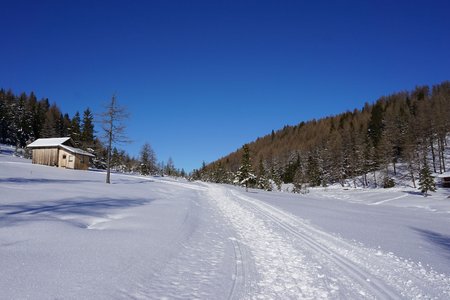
442 177 450 188
58 149 71 168
32 148 59 166
31 147 90 170
58 149 90 170
74 153 90 170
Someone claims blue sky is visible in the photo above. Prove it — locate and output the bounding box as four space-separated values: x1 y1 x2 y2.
2 0 450 172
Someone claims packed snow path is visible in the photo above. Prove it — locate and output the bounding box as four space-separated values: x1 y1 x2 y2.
206 184 450 299
1 156 450 299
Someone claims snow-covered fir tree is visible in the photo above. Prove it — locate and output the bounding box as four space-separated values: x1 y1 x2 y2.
418 159 436 196
256 159 271 191
213 161 228 183
270 163 283 191
306 154 321 187
165 157 176 176
70 111 82 146
234 144 256 192
292 166 308 193
81 108 95 150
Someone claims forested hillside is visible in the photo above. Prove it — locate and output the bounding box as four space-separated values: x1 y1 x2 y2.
194 81 450 190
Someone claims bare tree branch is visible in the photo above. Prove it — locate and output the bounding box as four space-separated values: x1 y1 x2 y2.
99 94 130 183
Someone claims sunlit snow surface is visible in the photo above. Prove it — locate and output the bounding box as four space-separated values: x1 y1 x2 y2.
1 149 450 299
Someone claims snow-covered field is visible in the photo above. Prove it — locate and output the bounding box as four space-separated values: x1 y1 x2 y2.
1 150 450 299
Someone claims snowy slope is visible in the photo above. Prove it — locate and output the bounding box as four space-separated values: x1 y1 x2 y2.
253 186 450 275
1 153 450 299
0 156 238 299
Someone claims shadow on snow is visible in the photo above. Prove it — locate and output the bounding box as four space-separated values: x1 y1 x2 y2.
411 227 450 260
0 197 152 228
0 177 98 184
0 177 155 185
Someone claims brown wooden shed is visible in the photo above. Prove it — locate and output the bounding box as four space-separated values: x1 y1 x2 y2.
27 137 95 170
437 173 450 188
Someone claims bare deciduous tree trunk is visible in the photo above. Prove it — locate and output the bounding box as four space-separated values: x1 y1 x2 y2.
430 138 437 173
100 94 129 184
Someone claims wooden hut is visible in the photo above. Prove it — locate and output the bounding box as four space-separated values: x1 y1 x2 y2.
27 137 95 170
437 172 450 188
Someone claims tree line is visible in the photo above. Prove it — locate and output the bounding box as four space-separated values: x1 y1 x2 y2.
0 89 184 177
193 81 449 193
0 89 100 152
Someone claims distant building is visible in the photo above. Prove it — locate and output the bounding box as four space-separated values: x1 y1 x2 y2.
437 172 450 188
27 137 94 170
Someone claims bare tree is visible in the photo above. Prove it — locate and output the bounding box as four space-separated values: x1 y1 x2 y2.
100 94 129 184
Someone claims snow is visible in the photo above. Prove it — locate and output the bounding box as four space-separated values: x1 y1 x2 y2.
1 150 450 299
26 137 71 148
60 144 95 157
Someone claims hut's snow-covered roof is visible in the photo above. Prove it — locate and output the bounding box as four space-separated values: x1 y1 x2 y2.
436 172 450 178
27 137 71 148
27 137 95 157
60 145 95 157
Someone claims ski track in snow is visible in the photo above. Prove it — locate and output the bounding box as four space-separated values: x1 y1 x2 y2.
209 185 331 299
207 184 450 299
367 194 409 205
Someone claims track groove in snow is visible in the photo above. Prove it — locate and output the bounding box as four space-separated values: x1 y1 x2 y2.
227 237 245 300
207 184 450 299
231 191 400 299
367 194 408 205
208 185 330 299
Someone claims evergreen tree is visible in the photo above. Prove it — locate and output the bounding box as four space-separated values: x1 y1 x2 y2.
213 161 227 183
14 93 33 147
165 157 176 176
81 108 95 149
190 169 201 181
367 101 384 148
270 164 283 191
140 142 157 175
0 89 9 143
292 167 308 193
26 92 38 140
1 90 17 144
110 147 121 170
70 111 82 146
61 113 71 137
418 159 436 196
282 153 300 183
257 159 271 191
31 99 48 140
234 144 255 192
41 103 61 138
306 154 321 187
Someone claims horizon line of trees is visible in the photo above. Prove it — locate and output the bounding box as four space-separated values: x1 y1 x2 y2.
193 81 449 193
0 88 185 177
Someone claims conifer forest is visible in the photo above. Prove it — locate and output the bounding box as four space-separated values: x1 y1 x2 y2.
193 81 450 190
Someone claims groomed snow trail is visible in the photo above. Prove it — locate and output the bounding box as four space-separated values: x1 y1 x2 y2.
207 184 450 299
